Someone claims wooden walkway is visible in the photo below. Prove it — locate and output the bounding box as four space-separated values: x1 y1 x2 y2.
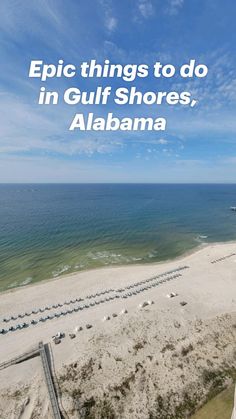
0 342 61 419
232 385 236 419
39 342 61 419
0 347 39 370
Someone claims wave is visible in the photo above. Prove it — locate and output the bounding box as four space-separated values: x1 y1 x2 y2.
20 277 33 286
7 276 33 289
52 265 71 277
87 251 144 265
195 234 208 243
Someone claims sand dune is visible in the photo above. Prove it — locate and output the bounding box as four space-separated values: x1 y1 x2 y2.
0 242 236 418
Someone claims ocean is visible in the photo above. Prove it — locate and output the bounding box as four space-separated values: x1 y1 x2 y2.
0 183 236 292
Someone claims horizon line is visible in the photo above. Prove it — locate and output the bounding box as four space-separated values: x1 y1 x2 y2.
1 182 236 185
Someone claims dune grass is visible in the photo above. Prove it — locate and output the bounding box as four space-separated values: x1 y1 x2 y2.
191 385 235 419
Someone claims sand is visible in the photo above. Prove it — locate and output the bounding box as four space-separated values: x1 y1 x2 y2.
0 241 235 418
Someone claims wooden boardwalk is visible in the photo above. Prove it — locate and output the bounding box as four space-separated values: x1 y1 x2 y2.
0 342 61 419
0 347 39 370
39 342 61 419
232 385 236 419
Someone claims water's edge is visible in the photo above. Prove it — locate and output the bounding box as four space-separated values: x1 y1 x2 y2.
2 239 235 296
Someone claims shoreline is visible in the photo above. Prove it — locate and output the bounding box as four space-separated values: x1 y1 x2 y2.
0 239 217 296
3 237 236 296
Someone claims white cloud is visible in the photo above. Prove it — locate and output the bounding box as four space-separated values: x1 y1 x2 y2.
1 150 236 184
166 0 184 15
0 1 61 44
105 16 117 32
162 49 236 139
156 138 168 145
0 92 124 157
0 0 84 60
0 154 126 183
222 156 236 165
99 0 117 32
138 0 154 19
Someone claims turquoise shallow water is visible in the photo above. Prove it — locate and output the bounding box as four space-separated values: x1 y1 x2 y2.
1 183 236 291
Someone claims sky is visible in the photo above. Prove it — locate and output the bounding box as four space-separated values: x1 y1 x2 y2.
0 0 236 183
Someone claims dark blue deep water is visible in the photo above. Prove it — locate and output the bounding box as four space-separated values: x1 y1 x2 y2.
1 184 236 291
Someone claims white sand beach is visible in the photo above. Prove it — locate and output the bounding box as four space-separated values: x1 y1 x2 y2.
0 241 235 418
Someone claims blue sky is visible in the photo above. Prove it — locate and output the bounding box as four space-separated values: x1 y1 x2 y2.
0 0 236 182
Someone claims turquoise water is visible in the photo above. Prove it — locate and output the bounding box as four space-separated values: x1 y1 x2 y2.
1 184 236 291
